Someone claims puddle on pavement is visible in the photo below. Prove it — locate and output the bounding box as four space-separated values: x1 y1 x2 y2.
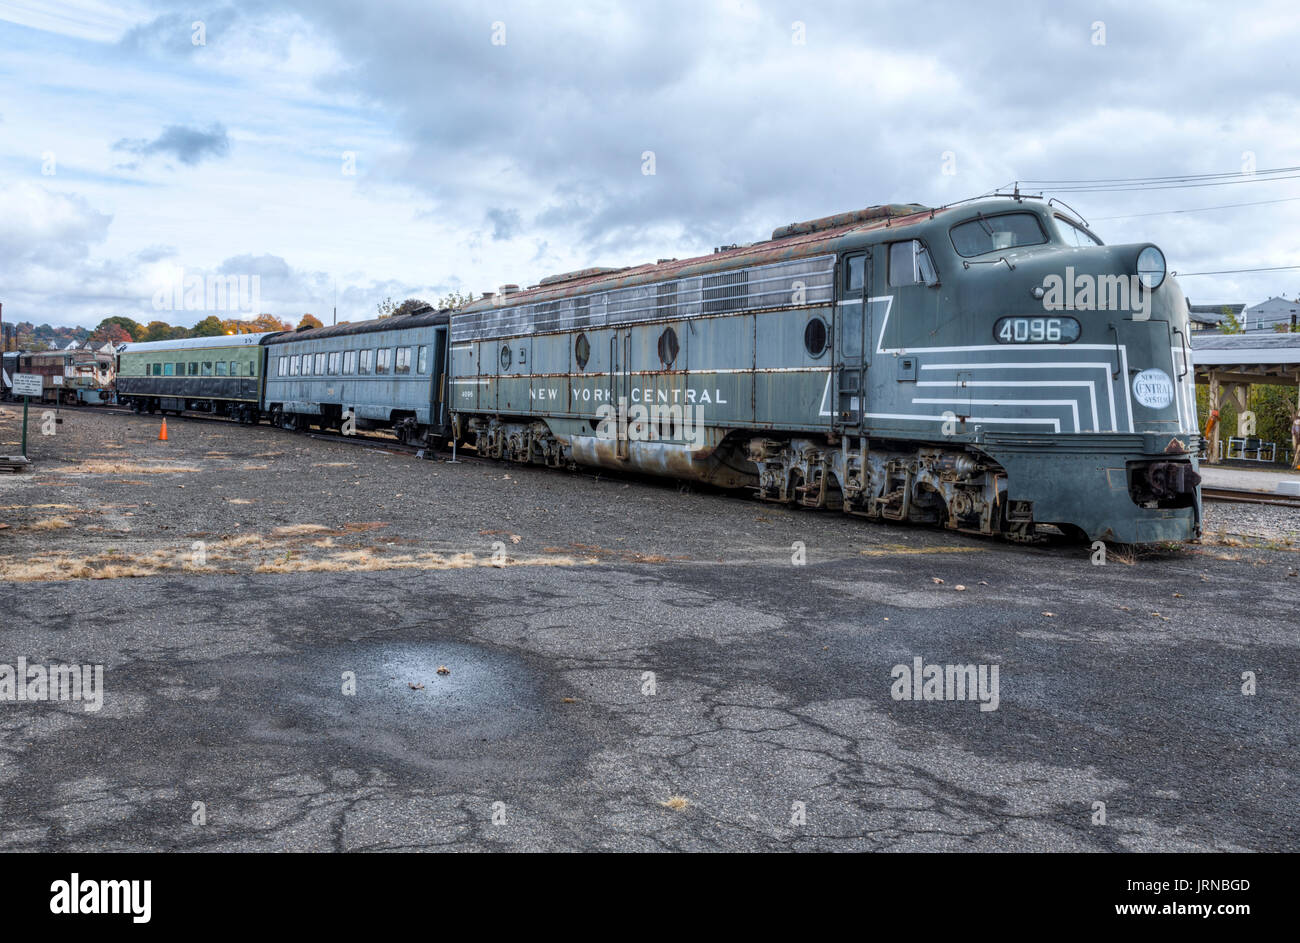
236 640 558 773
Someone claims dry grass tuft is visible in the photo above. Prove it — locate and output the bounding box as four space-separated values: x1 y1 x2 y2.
271 524 333 537
57 461 201 475
660 796 690 811
0 503 80 511
859 545 984 557
28 517 73 531
252 549 588 575
216 533 264 547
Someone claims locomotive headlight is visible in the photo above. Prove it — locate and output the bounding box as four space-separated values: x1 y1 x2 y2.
1136 245 1166 290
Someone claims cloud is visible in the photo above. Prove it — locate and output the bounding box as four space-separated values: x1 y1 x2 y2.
113 123 231 166
5 0 1300 327
485 207 521 241
219 253 292 280
0 183 112 269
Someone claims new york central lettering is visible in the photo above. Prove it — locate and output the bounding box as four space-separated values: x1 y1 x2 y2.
561 386 728 405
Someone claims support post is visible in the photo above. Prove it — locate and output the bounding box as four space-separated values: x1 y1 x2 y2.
1207 371 1220 463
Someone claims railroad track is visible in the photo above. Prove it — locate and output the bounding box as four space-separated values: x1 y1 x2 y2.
40 402 433 456
45 404 1300 509
1202 486 1300 509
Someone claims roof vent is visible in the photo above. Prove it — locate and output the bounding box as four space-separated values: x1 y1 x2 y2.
500 284 520 295
771 204 929 241
538 267 625 287
481 292 496 301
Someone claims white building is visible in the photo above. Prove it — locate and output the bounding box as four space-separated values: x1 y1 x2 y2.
1242 296 1300 333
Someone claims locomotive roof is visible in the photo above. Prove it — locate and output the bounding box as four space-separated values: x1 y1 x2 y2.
122 333 277 353
459 201 992 314
458 196 1076 315
262 307 449 345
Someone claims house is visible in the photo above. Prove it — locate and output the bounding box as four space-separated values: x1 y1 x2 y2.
1242 296 1300 332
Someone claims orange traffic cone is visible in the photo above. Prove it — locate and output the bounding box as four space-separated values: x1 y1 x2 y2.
158 419 168 441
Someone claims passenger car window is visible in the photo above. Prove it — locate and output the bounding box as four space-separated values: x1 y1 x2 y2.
216 361 228 376
229 361 237 376
396 347 411 374
418 346 428 374
188 362 198 376
950 212 1047 257
344 350 357 374
328 352 340 374
888 240 939 287
202 361 212 376
314 353 325 375
290 355 300 376
279 356 287 376
360 350 372 375
163 363 174 376
248 360 256 377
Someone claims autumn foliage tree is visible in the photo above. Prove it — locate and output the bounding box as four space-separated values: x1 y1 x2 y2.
88 323 132 346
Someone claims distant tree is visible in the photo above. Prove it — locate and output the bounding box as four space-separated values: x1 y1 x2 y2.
437 290 476 310
98 316 144 341
87 323 132 347
297 313 323 330
246 313 292 334
191 315 225 337
1219 305 1245 334
376 296 397 318
142 319 176 342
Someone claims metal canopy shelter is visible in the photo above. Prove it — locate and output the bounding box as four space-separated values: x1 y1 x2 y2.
1191 333 1300 464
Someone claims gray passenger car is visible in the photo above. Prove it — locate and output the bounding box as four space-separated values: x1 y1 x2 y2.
262 309 451 446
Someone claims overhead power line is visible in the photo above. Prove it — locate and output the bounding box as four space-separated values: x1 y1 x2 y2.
1092 196 1300 221
1019 165 1300 186
1175 265 1300 277
1036 174 1300 194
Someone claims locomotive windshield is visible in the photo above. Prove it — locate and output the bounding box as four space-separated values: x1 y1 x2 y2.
1056 215 1104 246
950 212 1047 257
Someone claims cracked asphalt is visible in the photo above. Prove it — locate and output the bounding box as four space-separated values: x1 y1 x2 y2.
0 407 1296 851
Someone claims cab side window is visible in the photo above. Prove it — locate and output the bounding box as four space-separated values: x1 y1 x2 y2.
888 240 938 287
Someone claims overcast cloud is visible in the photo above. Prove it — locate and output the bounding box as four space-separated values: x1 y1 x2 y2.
1 0 1298 329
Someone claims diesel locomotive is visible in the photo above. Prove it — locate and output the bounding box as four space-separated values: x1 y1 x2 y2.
109 193 1202 545
450 195 1201 544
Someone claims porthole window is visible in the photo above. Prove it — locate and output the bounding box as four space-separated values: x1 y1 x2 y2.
804 317 828 357
575 333 591 370
657 327 680 367
499 344 512 371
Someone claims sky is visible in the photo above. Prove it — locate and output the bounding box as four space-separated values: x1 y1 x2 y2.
1 0 1299 330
